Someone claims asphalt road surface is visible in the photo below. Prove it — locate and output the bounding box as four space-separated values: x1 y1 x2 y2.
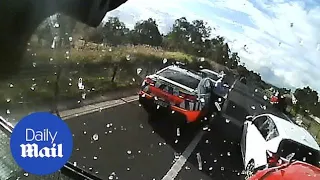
65 81 282 180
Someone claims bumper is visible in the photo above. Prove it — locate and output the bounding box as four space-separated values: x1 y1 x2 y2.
138 91 203 123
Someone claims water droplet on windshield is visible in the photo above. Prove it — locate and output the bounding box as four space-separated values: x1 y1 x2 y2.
9 84 13 88
6 109 10 114
197 153 202 170
126 55 131 61
23 173 29 177
93 134 99 141
139 124 144 128
203 126 209 131
251 106 256 110
127 150 132 155
93 156 98 160
136 68 142 75
163 58 168 64
263 95 268 100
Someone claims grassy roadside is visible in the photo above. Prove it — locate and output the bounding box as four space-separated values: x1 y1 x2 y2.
2 44 320 145
0 45 200 108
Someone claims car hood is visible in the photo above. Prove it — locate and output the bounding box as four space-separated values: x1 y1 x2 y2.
252 161 320 180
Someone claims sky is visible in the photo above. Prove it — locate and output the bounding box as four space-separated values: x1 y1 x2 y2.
105 0 320 92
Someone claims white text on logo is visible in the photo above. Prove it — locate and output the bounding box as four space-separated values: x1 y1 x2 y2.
20 128 63 158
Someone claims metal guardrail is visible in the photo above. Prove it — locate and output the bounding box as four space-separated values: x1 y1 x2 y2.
0 116 103 180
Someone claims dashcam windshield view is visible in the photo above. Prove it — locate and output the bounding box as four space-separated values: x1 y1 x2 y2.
0 0 320 180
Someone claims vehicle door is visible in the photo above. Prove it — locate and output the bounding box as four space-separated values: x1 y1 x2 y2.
243 115 269 167
197 78 214 109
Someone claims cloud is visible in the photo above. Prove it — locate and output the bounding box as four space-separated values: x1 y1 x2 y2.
106 0 320 92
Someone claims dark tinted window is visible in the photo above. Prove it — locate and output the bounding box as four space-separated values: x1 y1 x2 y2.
158 69 200 89
264 118 279 141
278 139 320 167
253 115 270 138
253 116 268 129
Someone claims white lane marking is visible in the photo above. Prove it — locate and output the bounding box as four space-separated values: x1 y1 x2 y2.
162 130 205 180
61 95 139 120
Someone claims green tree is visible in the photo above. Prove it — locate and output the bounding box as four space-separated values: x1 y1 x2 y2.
166 17 194 52
102 17 129 45
83 25 104 43
189 20 211 55
294 86 319 115
131 18 162 46
228 52 240 69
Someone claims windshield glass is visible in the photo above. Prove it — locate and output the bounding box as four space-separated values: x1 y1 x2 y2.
278 140 320 167
1 0 320 179
158 68 201 89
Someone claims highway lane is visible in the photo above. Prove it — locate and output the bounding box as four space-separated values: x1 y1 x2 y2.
65 101 246 179
66 100 202 180
176 118 245 180
65 81 275 180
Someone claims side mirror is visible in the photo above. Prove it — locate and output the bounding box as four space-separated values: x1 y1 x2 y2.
245 115 254 121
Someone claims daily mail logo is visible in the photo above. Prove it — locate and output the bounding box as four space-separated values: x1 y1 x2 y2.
20 129 63 158
10 112 73 175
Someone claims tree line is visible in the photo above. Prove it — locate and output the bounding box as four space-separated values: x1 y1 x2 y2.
34 14 320 118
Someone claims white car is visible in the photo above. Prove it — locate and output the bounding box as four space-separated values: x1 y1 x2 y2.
240 113 320 176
